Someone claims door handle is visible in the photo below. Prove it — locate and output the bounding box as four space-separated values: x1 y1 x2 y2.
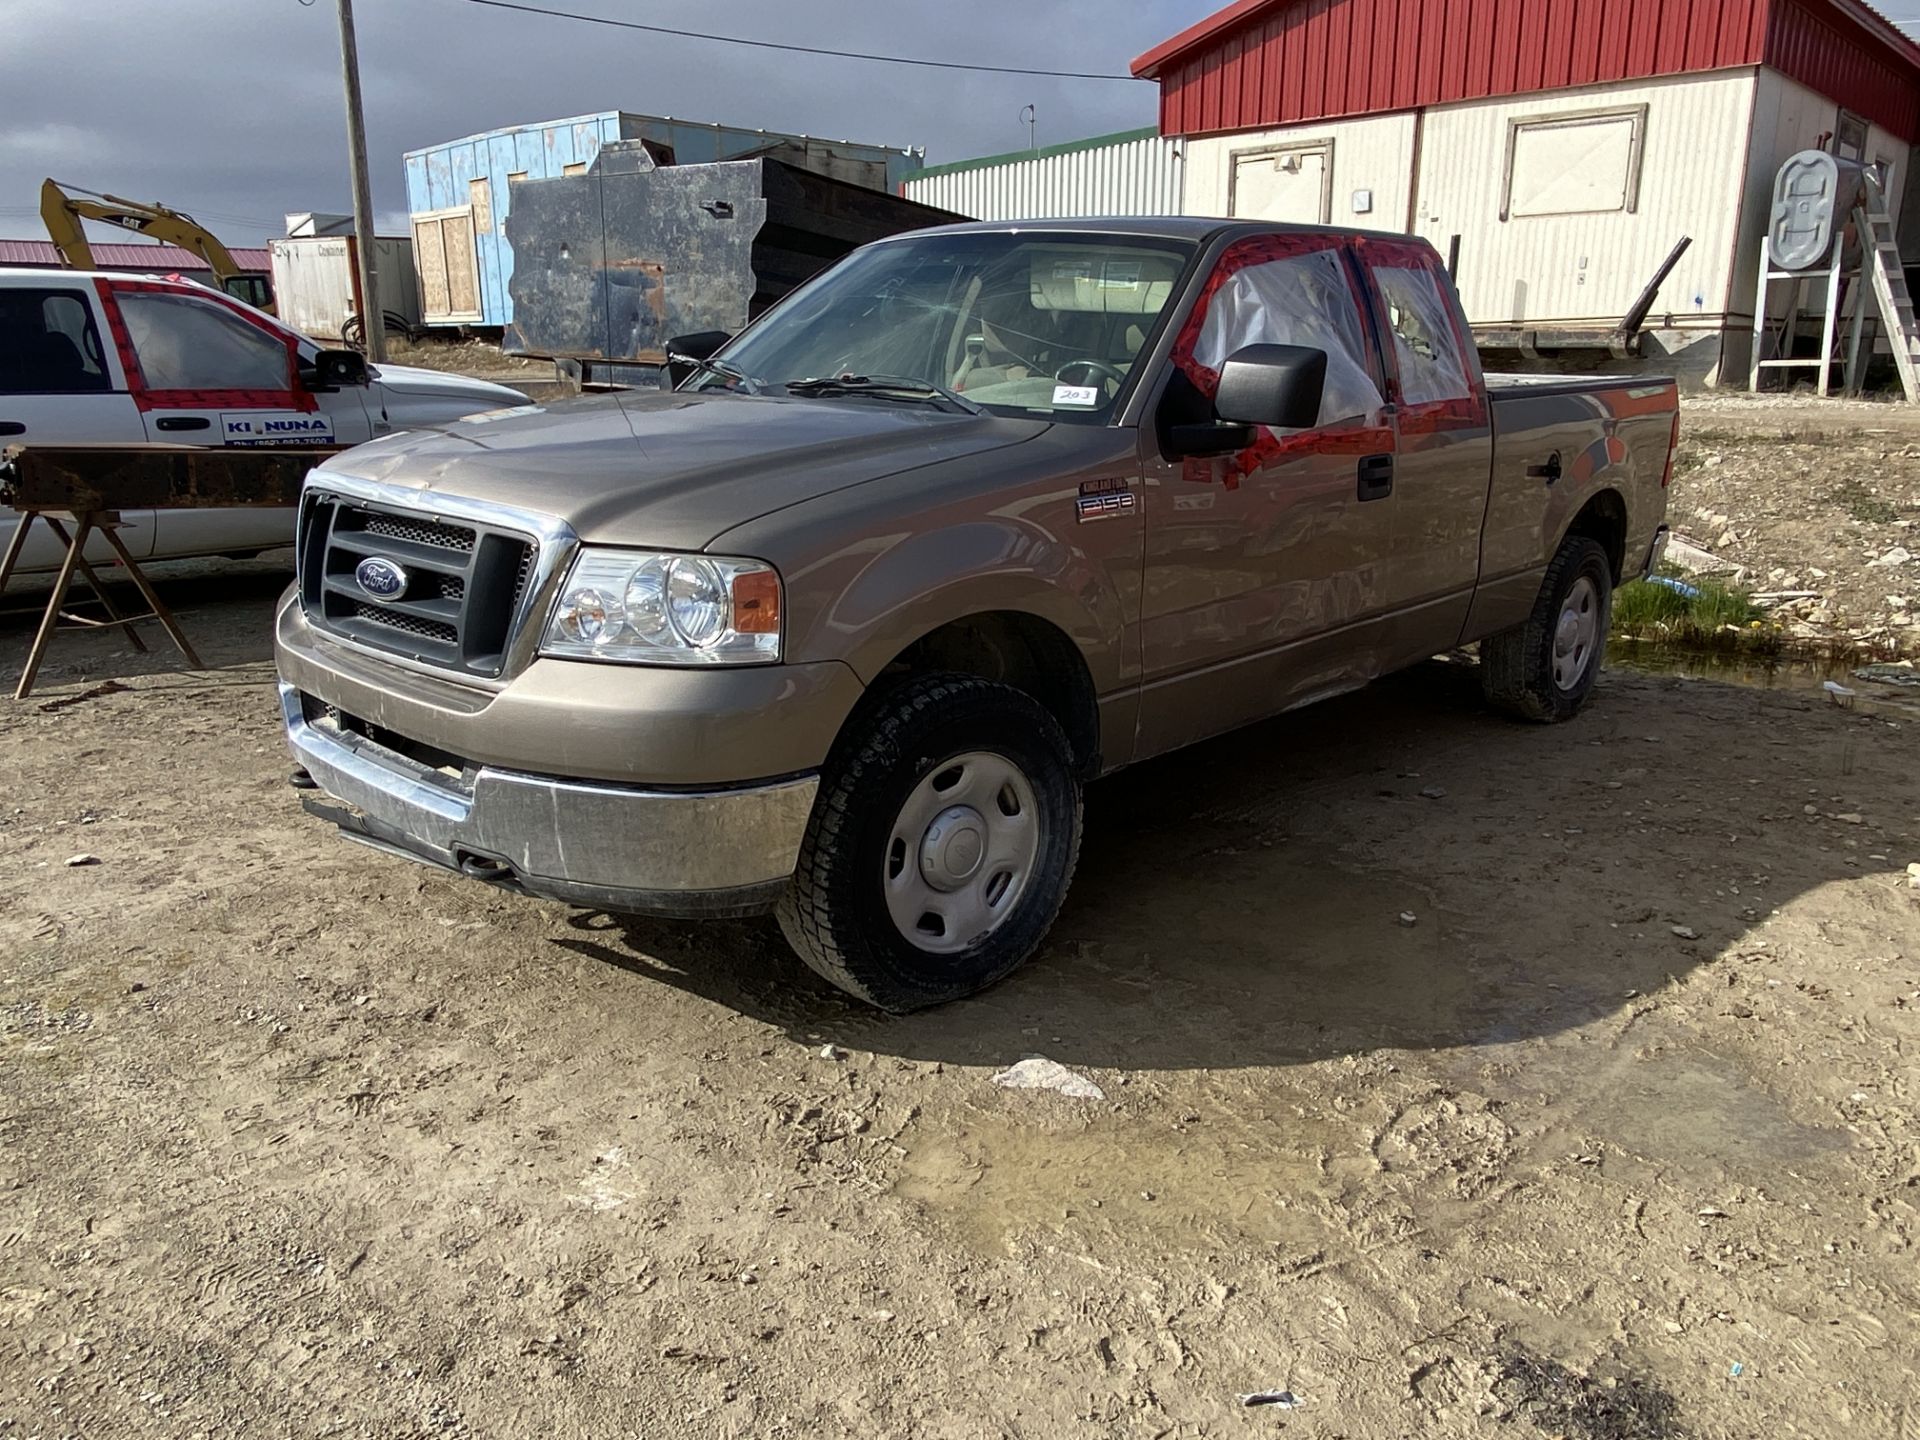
1358 452 1394 502
1527 450 1563 485
155 416 212 432
0 421 24 437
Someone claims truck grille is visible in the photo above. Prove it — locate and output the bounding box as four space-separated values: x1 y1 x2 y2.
298 492 539 677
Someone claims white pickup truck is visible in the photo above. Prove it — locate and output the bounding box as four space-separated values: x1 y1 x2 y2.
0 267 525 573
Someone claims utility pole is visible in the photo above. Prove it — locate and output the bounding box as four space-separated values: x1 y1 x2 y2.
335 0 386 361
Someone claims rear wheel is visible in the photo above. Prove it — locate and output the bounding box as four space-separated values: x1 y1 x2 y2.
776 674 1082 1011
1481 534 1613 722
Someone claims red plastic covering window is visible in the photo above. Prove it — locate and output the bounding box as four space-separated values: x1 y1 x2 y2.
96 278 317 416
1169 233 1393 489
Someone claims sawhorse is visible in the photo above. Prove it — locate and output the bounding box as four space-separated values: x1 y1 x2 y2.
0 509 201 700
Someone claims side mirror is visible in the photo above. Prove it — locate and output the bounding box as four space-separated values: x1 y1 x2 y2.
664 329 733 388
1166 343 1327 458
1215 343 1326 429
306 348 369 390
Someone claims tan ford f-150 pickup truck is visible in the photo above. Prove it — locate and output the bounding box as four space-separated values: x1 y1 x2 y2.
276 218 1677 1010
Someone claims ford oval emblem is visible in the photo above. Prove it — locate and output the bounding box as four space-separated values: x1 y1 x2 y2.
354 556 408 600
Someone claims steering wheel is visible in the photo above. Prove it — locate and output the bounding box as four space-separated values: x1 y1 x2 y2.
1054 358 1128 391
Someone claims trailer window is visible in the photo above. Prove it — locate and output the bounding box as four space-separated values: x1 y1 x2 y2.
1502 106 1646 220
116 291 292 392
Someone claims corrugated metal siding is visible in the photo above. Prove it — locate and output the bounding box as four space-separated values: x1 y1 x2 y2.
0 240 272 271
1151 0 1773 136
1412 71 1756 326
1766 0 1920 141
902 134 1184 221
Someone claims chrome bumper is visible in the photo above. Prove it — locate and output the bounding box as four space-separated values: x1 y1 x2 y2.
280 682 816 918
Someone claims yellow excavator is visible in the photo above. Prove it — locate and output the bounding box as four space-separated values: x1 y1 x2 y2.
40 177 274 313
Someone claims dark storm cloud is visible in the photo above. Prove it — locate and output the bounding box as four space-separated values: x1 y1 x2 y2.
0 0 1190 244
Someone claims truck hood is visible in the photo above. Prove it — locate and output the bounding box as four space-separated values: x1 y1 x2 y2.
368 363 528 409
317 389 1051 551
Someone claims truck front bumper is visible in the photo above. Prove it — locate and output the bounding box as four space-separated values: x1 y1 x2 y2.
280 682 817 918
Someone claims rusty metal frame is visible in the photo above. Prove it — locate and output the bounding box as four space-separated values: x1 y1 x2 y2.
1 444 342 698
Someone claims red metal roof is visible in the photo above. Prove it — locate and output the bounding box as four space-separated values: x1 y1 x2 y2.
0 239 272 272
1134 0 1920 143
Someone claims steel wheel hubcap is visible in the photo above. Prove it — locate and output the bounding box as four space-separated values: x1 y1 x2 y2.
1554 575 1601 691
884 752 1040 954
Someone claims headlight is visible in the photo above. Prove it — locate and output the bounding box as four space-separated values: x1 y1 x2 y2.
541 550 781 664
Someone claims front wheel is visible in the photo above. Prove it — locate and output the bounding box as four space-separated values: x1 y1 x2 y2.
1481 534 1614 722
776 674 1082 1011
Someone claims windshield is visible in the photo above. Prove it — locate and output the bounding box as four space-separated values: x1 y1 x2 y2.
688 231 1197 422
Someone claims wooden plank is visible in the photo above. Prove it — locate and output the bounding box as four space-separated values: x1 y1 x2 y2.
0 445 345 512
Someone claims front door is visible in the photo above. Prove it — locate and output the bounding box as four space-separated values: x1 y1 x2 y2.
1134 236 1398 760
1231 145 1330 224
104 281 370 559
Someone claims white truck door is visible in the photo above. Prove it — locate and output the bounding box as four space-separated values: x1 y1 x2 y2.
0 279 152 573
106 282 370 561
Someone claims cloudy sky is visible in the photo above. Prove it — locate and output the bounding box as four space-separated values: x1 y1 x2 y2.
0 0 1193 247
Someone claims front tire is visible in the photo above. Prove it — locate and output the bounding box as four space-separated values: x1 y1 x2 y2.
776 674 1082 1011
1481 535 1613 722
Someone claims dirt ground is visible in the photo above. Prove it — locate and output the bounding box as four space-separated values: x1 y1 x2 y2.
4 402 1920 1438
1669 393 1920 651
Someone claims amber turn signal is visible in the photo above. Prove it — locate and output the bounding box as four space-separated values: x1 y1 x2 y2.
731 569 782 633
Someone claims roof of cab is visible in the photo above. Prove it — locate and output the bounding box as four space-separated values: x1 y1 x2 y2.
877 215 1435 247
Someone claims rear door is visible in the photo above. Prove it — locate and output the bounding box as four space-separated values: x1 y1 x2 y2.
1349 239 1494 664
0 279 152 570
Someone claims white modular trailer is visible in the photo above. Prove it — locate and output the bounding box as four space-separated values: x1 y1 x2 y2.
1180 68 1915 383
269 235 422 342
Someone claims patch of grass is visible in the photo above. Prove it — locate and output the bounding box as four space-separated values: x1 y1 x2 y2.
1613 574 1779 656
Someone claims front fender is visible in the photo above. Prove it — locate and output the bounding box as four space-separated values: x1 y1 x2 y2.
805 516 1130 694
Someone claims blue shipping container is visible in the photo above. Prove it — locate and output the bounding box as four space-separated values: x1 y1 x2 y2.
404 111 923 328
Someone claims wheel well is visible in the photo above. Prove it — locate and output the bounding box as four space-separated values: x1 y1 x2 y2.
1567 489 1628 582
881 613 1101 778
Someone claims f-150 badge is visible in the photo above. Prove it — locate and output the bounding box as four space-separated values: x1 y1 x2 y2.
1076 477 1136 523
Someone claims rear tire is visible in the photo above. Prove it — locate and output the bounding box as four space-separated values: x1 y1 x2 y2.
776 674 1082 1012
1481 535 1613 722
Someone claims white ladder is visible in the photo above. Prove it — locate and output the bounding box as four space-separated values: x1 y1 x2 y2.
1852 197 1920 404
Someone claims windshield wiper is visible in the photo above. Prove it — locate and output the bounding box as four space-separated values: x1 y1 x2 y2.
670 352 763 394
781 373 981 416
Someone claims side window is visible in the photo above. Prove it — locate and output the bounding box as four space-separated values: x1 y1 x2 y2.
0 287 111 395
1371 265 1472 407
1188 247 1384 428
116 291 291 392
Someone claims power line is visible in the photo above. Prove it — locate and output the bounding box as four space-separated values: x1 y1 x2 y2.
444 0 1148 81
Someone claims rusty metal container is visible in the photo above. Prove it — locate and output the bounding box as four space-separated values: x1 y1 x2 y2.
500 143 962 374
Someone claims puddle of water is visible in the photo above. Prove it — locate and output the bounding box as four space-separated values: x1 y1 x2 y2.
1561 1044 1849 1174
893 1103 1351 1256
1609 640 1920 717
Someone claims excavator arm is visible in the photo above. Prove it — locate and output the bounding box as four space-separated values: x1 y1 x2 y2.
41 178 272 312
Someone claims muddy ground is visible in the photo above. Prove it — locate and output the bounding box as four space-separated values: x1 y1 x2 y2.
3 399 1919 1438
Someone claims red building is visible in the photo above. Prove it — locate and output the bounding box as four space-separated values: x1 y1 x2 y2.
1131 0 1920 380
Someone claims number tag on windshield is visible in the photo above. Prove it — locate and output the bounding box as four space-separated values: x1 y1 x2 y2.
1052 384 1101 409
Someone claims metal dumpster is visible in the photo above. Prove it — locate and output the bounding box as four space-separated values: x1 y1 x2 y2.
501 142 964 381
